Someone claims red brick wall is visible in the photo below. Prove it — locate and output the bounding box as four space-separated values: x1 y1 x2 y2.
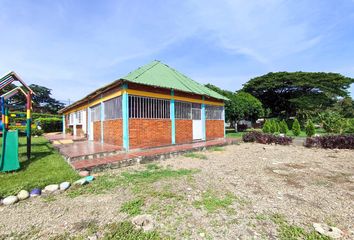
93 121 101 142
76 125 84 137
129 119 171 149
103 119 123 146
206 120 224 140
175 120 192 144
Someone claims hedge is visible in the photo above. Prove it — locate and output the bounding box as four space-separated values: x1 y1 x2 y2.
243 131 293 145
36 117 62 133
305 135 354 149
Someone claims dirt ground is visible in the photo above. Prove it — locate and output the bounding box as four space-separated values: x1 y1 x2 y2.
0 143 353 239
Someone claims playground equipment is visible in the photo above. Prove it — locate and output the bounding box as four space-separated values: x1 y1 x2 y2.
0 71 34 172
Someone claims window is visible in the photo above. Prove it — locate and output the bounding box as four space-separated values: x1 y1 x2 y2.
75 111 82 124
129 95 170 119
104 97 122 120
192 103 201 120
69 113 74 125
91 104 101 122
175 101 191 119
206 105 224 120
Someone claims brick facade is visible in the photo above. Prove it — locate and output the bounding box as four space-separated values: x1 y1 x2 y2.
129 119 171 149
103 119 123 146
175 120 193 144
206 120 224 140
93 121 101 142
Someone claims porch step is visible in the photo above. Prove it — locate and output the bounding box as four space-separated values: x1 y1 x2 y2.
65 149 125 162
71 138 239 171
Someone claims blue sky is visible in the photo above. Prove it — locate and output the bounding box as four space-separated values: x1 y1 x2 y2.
1 0 354 103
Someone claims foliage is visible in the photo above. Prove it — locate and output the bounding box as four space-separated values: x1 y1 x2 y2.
8 111 60 125
205 84 264 127
345 118 354 133
279 120 289 134
36 117 62 133
269 120 279 133
4 84 65 114
262 120 272 133
305 135 354 149
242 72 354 118
0 137 79 196
305 120 315 137
271 214 330 240
193 191 235 213
243 131 293 145
318 111 348 134
103 221 163 240
120 198 144 216
183 152 207 159
8 126 43 136
292 119 301 136
333 96 354 118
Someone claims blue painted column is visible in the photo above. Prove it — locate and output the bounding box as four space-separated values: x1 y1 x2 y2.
223 106 226 138
100 99 104 144
122 83 129 151
170 89 175 144
202 96 206 141
62 115 66 134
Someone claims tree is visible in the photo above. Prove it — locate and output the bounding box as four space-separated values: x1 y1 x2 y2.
292 119 301 136
3 84 64 114
279 120 289 134
333 97 354 118
242 72 354 118
205 84 264 128
305 120 315 137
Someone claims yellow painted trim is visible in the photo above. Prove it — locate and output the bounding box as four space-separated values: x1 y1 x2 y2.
5 115 8 124
127 89 224 106
64 90 123 114
26 109 31 119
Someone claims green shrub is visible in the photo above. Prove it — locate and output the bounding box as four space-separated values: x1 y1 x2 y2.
319 111 347 134
36 117 62 133
274 121 280 133
279 120 289 134
262 120 271 133
32 128 44 136
270 120 277 133
305 120 315 137
8 126 42 136
292 119 301 136
344 118 354 133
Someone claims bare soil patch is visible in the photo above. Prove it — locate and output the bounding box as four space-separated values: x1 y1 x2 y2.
0 143 353 239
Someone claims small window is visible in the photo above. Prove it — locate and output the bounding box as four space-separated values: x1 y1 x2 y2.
175 101 191 119
75 111 82 124
91 104 101 122
104 97 122 120
69 113 74 125
206 105 224 120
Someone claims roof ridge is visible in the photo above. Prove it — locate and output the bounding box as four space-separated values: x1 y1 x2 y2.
123 60 160 81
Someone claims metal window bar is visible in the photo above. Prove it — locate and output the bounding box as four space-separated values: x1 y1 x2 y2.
175 101 192 119
128 95 170 119
205 105 224 120
91 104 101 122
104 97 122 120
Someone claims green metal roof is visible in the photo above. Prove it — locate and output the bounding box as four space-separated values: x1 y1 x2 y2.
122 60 228 101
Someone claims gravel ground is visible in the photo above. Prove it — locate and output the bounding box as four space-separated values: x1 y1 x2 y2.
0 143 353 239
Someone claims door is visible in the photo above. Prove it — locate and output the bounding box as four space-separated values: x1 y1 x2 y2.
192 103 203 140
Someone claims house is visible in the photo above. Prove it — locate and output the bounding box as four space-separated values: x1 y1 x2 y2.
58 60 228 151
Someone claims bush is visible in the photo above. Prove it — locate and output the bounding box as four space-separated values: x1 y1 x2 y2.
8 126 43 136
305 135 354 149
262 120 271 133
36 117 62 133
243 131 293 145
344 118 354 133
32 128 44 136
319 111 347 134
279 120 289 134
292 119 301 136
270 120 277 133
305 120 315 137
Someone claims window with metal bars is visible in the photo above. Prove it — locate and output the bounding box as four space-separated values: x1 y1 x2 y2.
91 104 101 122
69 113 74 125
175 101 191 119
192 103 201 120
206 105 224 120
129 95 170 119
104 97 122 120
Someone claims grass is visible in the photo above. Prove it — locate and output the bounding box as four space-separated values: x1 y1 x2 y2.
0 136 79 196
183 152 207 159
67 164 195 198
193 191 235 213
271 214 331 240
120 198 144 216
208 146 224 151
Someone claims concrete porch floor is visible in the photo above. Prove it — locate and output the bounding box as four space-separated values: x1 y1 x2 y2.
66 138 239 171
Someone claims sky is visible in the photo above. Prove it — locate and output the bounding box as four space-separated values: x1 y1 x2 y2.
1 0 354 104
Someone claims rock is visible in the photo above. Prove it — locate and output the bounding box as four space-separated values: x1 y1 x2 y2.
17 190 30 200
132 214 154 231
313 223 343 239
30 188 41 197
87 234 98 240
3 196 19 205
79 170 90 177
59 182 71 191
199 232 206 237
272 169 289 175
44 184 59 192
73 178 87 186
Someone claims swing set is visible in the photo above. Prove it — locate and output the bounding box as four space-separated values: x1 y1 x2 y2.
0 71 34 172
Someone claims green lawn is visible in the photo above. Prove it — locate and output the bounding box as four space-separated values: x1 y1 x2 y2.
226 128 326 138
0 136 79 196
